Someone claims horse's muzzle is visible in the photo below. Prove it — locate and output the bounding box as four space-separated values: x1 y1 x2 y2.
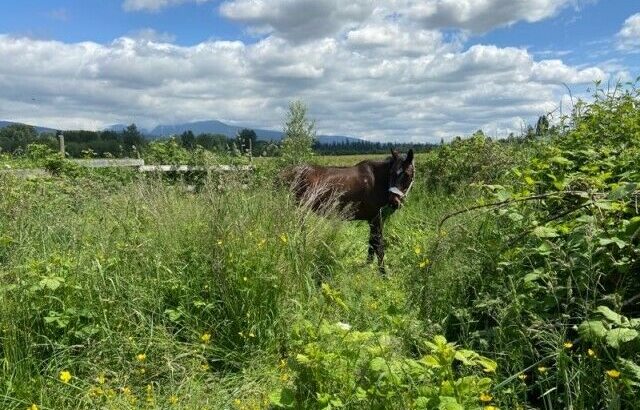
389 194 403 209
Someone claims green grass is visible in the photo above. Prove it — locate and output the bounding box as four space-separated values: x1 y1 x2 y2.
0 155 487 409
2 117 639 410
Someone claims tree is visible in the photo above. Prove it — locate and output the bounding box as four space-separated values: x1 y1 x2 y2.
180 130 196 150
122 124 144 156
0 124 39 153
236 128 257 154
535 115 549 136
280 100 315 165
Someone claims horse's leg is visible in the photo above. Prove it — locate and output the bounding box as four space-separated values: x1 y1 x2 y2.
370 216 386 275
367 220 376 264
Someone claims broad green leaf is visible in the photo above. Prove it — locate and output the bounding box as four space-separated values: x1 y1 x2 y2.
620 358 640 381
578 321 607 341
421 355 441 368
597 306 624 325
598 237 627 249
533 226 558 238
523 273 541 283
549 156 573 166
295 354 311 365
438 396 463 410
269 388 295 408
39 276 64 290
369 357 387 372
477 356 498 373
606 328 638 348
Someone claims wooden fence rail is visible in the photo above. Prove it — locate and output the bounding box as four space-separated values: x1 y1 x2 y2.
0 159 254 178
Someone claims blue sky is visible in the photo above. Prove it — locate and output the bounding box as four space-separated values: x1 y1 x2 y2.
0 0 638 141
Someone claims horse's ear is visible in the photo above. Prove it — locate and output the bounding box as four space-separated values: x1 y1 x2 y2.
391 149 399 160
404 149 414 166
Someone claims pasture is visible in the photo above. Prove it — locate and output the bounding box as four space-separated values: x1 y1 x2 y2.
1 85 640 409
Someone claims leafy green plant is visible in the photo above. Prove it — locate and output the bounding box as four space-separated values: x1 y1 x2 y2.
271 320 498 410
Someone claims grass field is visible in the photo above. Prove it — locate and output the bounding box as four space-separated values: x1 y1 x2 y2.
2 86 640 410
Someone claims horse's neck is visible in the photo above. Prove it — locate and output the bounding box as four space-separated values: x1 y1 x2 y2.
370 160 391 191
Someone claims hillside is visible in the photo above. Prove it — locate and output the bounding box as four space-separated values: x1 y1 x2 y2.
106 120 365 144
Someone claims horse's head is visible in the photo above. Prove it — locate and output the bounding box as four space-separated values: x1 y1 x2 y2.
388 149 415 209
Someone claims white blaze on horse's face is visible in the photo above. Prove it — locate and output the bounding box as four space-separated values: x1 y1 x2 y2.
388 150 415 209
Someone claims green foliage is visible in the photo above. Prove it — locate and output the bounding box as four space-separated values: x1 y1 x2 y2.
420 81 640 409
280 100 315 165
271 323 497 409
423 133 528 193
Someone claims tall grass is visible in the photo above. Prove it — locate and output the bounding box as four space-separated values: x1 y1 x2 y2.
0 173 351 409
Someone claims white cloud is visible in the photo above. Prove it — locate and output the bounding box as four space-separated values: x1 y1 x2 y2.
122 0 212 12
220 0 374 42
404 0 574 33
0 27 609 142
617 13 640 51
127 28 177 43
220 0 577 42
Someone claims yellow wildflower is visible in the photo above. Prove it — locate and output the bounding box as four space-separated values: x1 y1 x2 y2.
136 353 146 362
243 276 248 281
216 240 223 245
279 233 288 244
484 407 499 410
121 386 132 395
258 239 266 248
606 369 621 379
419 259 430 268
59 370 72 383
28 404 38 410
479 392 493 402
169 395 179 405
537 366 548 374
96 373 106 384
414 245 421 255
249 332 255 338
201 363 210 371
517 373 528 381
280 372 290 382
587 348 597 358
201 332 212 343
563 341 573 349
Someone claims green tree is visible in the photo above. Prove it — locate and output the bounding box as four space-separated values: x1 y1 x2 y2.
535 115 549 136
0 124 39 153
122 123 144 156
280 100 315 165
180 130 196 150
236 128 257 154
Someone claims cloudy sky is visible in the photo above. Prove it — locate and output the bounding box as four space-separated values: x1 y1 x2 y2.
0 0 638 142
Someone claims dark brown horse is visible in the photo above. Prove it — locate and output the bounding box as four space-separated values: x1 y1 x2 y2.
283 149 415 272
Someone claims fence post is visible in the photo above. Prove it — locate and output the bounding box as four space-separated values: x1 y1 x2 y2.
57 131 65 156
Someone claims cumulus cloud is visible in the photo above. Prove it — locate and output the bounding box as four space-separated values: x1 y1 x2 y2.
220 0 576 42
220 0 374 42
0 27 608 141
404 0 574 33
123 0 212 12
617 13 640 51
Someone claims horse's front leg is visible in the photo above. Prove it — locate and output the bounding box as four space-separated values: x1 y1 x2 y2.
368 216 386 274
367 220 376 264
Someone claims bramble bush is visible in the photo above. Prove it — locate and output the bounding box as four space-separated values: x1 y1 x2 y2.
420 81 640 409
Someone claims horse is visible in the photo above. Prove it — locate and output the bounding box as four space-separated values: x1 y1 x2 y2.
282 149 415 273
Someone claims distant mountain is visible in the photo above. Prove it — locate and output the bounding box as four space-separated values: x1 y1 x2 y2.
143 120 364 145
0 120 58 134
2 119 365 145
